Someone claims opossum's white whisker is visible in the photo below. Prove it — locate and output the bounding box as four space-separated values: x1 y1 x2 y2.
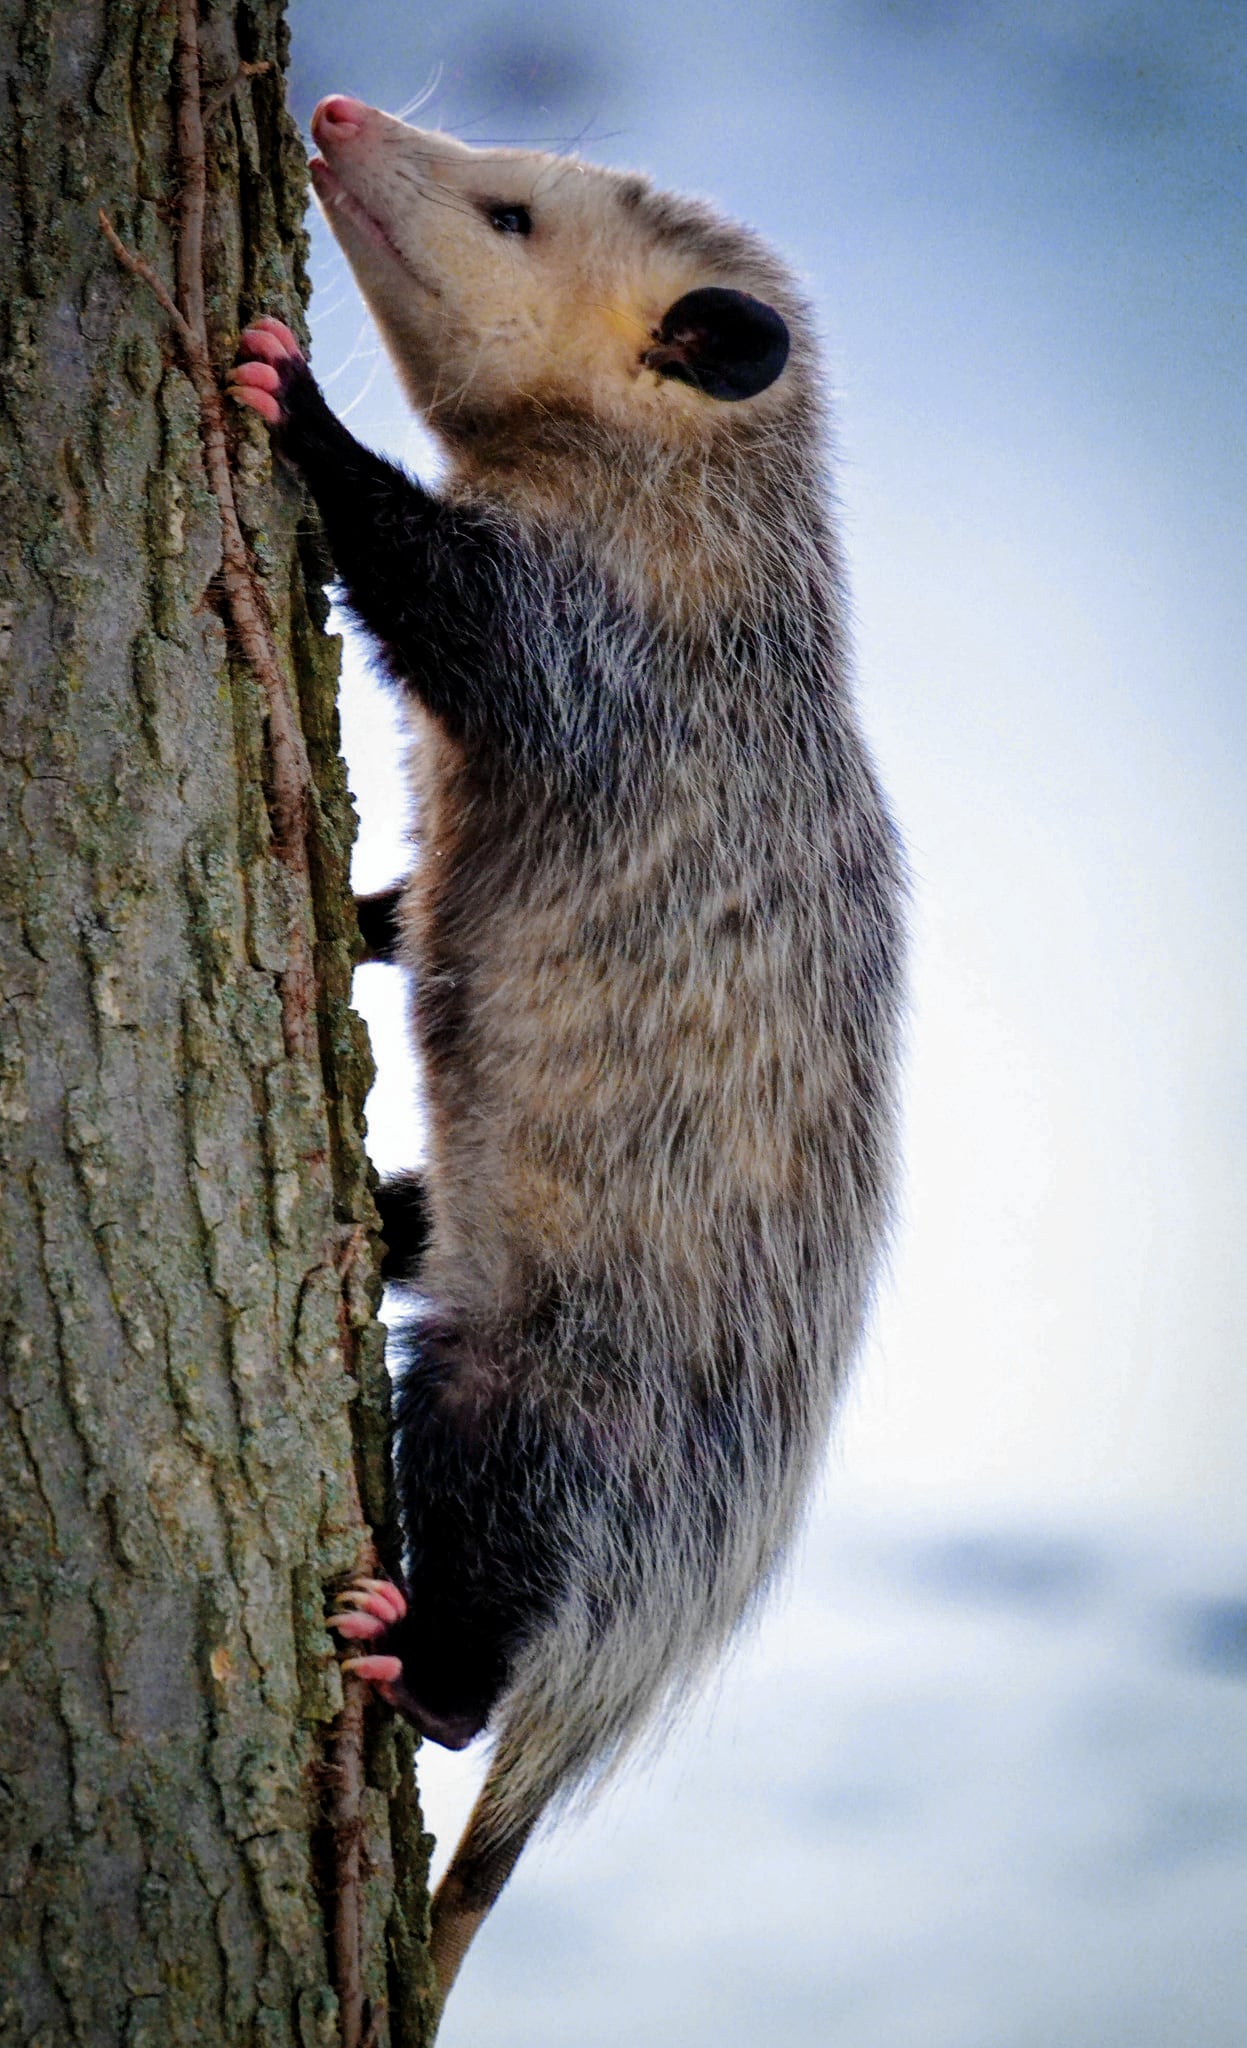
391 65 444 123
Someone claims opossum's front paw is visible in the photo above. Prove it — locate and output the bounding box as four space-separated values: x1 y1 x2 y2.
228 316 307 427
328 1575 409 1703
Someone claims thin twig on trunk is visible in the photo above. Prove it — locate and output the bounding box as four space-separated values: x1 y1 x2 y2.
203 60 272 130
173 0 207 347
331 1552 377 2048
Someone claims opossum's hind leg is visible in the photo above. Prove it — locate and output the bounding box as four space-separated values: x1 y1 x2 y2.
355 883 405 963
375 1172 430 1287
363 1318 572 1746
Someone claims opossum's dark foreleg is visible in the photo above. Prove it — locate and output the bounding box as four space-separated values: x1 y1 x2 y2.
329 1318 569 1749
354 883 404 963
349 889 429 1282
374 1171 429 1287
329 1577 483 1749
393 1321 568 1715
229 321 514 744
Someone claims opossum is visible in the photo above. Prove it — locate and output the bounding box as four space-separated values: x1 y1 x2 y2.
229 98 905 2014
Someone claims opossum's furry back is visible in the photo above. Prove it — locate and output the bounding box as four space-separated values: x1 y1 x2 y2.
282 102 906 2006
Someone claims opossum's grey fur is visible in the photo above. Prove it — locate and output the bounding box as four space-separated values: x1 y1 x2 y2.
406 455 903 1842
289 110 906 2000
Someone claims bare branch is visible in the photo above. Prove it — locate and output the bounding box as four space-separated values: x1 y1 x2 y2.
174 0 207 344
97 209 198 357
332 1647 373 2047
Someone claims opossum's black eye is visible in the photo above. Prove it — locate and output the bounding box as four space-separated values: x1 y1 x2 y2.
644 287 789 401
485 202 532 236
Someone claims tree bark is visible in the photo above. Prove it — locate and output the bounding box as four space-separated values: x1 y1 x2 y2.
0 4 434 2042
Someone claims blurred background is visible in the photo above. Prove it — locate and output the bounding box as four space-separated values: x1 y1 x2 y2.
287 4 1247 2041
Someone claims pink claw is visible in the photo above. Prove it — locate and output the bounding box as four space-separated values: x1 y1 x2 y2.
343 1654 404 1681
325 1572 408 1642
333 1580 407 1625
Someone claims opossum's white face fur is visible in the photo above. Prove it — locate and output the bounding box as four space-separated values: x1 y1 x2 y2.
308 99 812 468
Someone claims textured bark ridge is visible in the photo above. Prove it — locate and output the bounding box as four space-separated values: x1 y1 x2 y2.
0 4 435 2041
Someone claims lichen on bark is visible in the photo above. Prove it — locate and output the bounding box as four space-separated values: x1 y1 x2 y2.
0 3 435 2041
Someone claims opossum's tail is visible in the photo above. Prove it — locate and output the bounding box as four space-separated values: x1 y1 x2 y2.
424 1535 766 2015
428 1768 543 2010
424 1654 633 2011
424 1576 695 2013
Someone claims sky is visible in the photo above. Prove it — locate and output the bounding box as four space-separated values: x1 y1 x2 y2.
284 4 1246 2038
290 0 1247 1526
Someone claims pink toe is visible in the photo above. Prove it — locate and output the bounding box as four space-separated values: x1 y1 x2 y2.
239 327 292 367
356 1577 407 1624
229 385 282 425
327 1610 386 1639
251 316 302 355
232 361 280 391
343 1654 404 1685
336 1589 397 1627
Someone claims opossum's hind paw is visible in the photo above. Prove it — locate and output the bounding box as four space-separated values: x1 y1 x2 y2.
330 1575 408 1708
328 1576 486 1748
228 317 306 426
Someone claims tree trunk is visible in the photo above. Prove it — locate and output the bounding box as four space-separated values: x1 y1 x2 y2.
0 4 434 2041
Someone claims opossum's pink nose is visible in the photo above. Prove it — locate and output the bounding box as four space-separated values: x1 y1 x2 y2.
311 96 371 144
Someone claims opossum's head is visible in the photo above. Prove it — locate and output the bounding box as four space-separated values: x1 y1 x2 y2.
308 99 814 473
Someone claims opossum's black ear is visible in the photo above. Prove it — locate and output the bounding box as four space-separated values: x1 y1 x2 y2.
644 287 790 401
